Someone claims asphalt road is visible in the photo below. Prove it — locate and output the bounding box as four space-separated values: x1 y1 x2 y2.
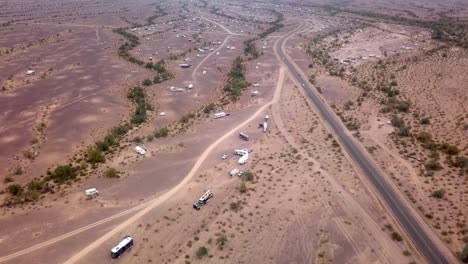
276 32 450 264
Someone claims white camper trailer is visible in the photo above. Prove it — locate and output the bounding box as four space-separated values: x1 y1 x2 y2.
85 188 98 197
214 112 229 119
238 153 249 165
135 146 146 155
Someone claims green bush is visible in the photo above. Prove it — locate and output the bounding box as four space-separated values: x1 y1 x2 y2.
203 103 215 114
398 126 411 137
142 79 152 86
420 117 430 125
239 182 247 193
87 148 105 165
105 168 119 178
425 160 442 171
416 132 432 143
391 232 403 242
48 164 78 183
196 246 208 259
216 234 228 250
459 244 468 263
230 200 242 212
454 156 468 172
431 189 446 198
155 127 169 138
440 144 460 155
391 116 404 128
242 171 254 181
7 184 22 196
4 175 14 183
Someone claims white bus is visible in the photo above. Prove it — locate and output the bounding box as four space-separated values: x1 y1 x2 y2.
111 235 133 259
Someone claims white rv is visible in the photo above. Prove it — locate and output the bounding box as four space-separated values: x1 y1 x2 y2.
238 153 249 165
135 146 146 155
111 235 133 258
214 112 229 119
85 188 98 197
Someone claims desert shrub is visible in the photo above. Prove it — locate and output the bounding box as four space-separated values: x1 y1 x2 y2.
230 201 242 212
13 166 23 175
105 168 119 178
86 148 105 165
440 144 460 155
396 101 411 112
128 86 151 125
459 244 468 263
344 100 353 110
4 175 14 183
239 182 247 193
216 234 228 250
398 126 411 137
391 116 404 128
223 57 247 101
142 79 152 86
454 156 468 172
425 160 442 171
7 184 22 196
30 137 39 144
431 189 446 198
391 232 403 242
23 150 35 160
48 164 78 183
241 171 254 181
203 103 215 114
133 136 143 143
145 62 154 69
420 117 430 125
196 246 208 259
416 132 432 143
147 135 154 142
154 127 169 138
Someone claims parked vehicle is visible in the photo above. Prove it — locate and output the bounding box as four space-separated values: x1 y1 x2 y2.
214 112 230 119
221 154 229 160
85 188 98 197
111 235 133 259
229 168 240 177
193 190 213 210
135 146 146 155
239 132 249 141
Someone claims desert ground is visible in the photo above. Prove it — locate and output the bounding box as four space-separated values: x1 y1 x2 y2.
0 0 467 264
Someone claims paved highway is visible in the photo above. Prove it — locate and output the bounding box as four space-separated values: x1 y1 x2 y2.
276 30 450 264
